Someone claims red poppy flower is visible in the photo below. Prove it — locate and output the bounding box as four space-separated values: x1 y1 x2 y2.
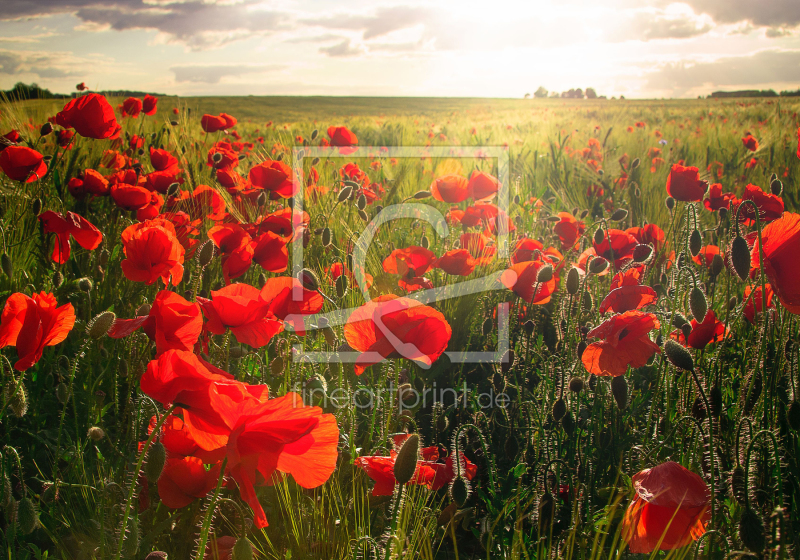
109 290 202 354
143 95 158 116
692 245 720 269
383 246 437 279
434 249 475 276
327 262 374 290
327 126 358 154
671 310 727 349
599 285 658 314
207 142 239 170
704 184 733 212
158 456 221 509
742 134 758 152
0 146 46 182
593 229 638 270
511 237 544 264
38 211 103 264
220 113 237 129
249 160 296 198
500 260 557 304
208 223 254 283
149 147 180 173
251 231 289 273
55 93 121 139
459 232 495 266
666 164 707 202
622 461 710 553
198 284 283 348
201 114 227 133
610 265 645 289
430 174 469 203
344 295 451 375
0 292 75 371
122 97 142 118
83 169 110 195
56 129 74 148
581 311 660 377
260 277 324 336
553 212 585 250
751 212 800 313
735 184 784 225
467 170 499 201
111 183 152 211
121 219 185 286
626 224 665 255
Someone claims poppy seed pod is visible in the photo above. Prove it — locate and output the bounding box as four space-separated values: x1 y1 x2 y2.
6 382 27 418
566 267 580 294
87 426 105 441
582 291 594 311
53 270 63 288
513 194 521 205
56 383 70 404
78 277 93 292
689 230 702 257
569 376 584 393
310 129 319 141
450 476 470 507
611 375 627 410
689 287 707 323
665 196 675 211
393 434 419 485
664 339 694 372
610 208 628 221
88 311 116 339
729 235 750 281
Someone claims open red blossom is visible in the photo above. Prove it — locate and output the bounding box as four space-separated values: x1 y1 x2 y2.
0 292 75 371
735 184 784 225
261 277 323 336
208 223 253 283
121 218 185 286
599 285 658 314
751 212 800 314
383 246 437 279
198 284 283 348
327 126 358 154
122 97 142 118
666 164 707 202
38 211 102 264
671 310 727 349
111 183 152 211
626 224 665 255
344 295 452 375
251 231 289 273
430 174 469 203
142 94 158 115
249 160 296 198
220 113 237 129
692 245 720 269
622 461 710 553
327 262 374 290
553 212 585 250
109 290 202 354
0 146 46 182
704 184 733 212
200 114 227 133
467 170 499 201
501 260 557 304
207 142 239 170
511 237 544 264
55 93 121 139
581 310 660 377
610 265 645 289
742 134 758 152
83 169 110 195
593 229 638 270
434 249 475 276
459 232 495 266
158 456 221 509
149 147 180 173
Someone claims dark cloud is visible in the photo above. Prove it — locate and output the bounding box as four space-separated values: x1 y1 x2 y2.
678 0 800 27
645 49 800 94
303 6 431 40
1 1 287 50
0 49 83 78
170 63 284 83
319 39 364 58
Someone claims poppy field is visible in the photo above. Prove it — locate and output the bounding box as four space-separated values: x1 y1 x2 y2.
0 93 799 560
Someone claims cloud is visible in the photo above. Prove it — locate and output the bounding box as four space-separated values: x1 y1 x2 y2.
0 49 85 79
302 6 431 40
645 49 800 95
319 39 365 57
677 0 800 27
605 9 713 42
170 63 284 83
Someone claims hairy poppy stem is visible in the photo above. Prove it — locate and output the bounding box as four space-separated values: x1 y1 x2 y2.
194 457 228 560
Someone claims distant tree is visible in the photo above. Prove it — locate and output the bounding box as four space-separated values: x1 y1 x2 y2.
524 93 531 99
534 86 548 98
585 87 597 99
1 82 63 100
549 91 560 98
575 88 584 98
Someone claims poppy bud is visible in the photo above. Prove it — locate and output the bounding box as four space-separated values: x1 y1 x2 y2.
482 317 492 336
576 339 588 357
727 296 738 310
718 206 728 220
593 228 605 245
298 268 319 291
450 476 470 507
588 257 608 275
536 264 553 283
665 196 675 211
710 253 724 277
88 311 116 339
546 216 561 223
770 178 783 196
413 190 432 199
728 235 750 281
32 198 42 216
566 267 580 294
17 497 38 535
611 375 627 410
87 426 105 441
169 120 178 126
671 312 688 329
561 410 575 435
580 209 590 219
145 441 166 483
321 227 332 247
136 303 151 316
787 400 800 431
232 537 254 560
270 356 284 376
681 323 692 339
709 383 722 417
337 186 353 202
6 382 27 418
552 398 566 421
2 256 15 283
739 508 765 553
523 319 535 336
394 434 419 485
610 208 628 221
39 122 54 137
689 230 702 257
569 376 584 393
335 274 348 298
730 465 747 504
52 270 63 288
582 291 593 312
632 244 652 263
513 194 521 205
229 345 245 359
500 349 515 374
420 235 429 249
537 492 555 529
197 240 215 268
212 152 224 164
631 157 640 169
691 395 706 420
145 553 168 560
78 277 93 292
664 339 694 372
689 287 707 323
322 326 336 346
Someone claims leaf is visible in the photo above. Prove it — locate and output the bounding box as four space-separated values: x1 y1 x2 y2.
511 463 527 479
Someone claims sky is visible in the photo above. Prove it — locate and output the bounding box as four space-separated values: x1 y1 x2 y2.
1 0 800 98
